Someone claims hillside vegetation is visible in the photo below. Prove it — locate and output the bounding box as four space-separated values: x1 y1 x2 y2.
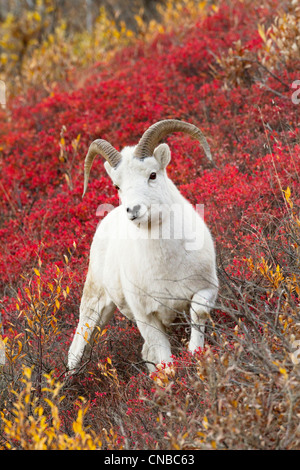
0 0 299 450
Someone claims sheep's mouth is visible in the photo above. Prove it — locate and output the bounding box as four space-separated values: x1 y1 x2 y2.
130 213 147 223
129 210 150 226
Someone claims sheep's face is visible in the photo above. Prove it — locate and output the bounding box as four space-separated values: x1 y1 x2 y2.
104 143 172 224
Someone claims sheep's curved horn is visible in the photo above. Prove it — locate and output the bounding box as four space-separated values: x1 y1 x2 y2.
133 119 212 162
83 139 122 197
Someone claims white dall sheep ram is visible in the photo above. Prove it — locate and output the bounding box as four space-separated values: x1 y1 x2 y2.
68 120 218 372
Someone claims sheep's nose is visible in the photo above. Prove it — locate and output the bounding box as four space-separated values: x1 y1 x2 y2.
126 205 141 219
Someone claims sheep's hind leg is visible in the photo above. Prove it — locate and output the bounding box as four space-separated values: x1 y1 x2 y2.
67 287 115 373
188 287 217 354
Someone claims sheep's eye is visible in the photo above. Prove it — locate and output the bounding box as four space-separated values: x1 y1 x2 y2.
149 172 157 180
114 184 120 191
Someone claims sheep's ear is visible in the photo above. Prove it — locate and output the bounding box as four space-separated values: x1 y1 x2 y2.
153 143 171 169
104 160 113 179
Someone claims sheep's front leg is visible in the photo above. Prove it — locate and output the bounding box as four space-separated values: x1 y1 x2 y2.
188 287 218 353
68 284 115 373
136 314 173 372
